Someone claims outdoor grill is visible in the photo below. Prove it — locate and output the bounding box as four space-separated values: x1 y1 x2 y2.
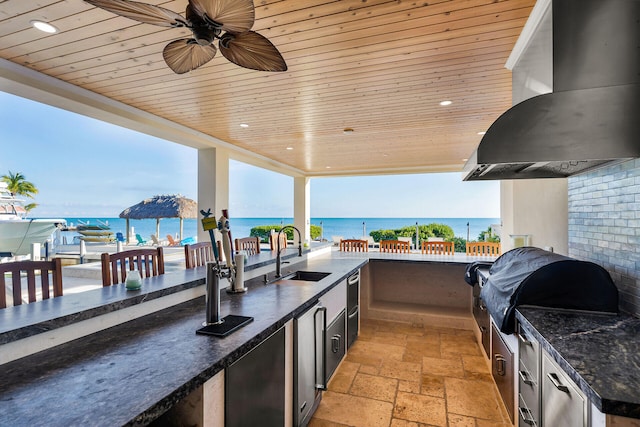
475 247 619 334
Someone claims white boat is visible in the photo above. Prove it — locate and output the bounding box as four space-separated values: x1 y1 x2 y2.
0 182 65 257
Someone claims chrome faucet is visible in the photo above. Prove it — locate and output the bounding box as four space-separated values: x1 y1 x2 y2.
275 225 303 278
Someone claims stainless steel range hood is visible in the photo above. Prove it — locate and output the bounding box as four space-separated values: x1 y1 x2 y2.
463 0 640 181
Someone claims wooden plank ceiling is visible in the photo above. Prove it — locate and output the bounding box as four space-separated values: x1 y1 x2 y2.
0 0 536 176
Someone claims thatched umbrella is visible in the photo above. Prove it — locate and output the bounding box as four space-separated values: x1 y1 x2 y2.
119 194 197 243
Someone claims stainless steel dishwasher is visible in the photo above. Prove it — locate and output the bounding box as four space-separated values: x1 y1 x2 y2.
294 302 326 427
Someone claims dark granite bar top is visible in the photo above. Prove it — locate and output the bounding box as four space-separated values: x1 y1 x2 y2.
0 256 367 426
516 307 640 419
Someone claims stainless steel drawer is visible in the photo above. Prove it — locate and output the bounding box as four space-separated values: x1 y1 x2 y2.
542 351 587 427
517 323 539 381
491 324 514 423
518 393 538 427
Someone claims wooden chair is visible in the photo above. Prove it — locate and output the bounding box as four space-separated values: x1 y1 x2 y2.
379 240 411 253
421 241 455 255
184 241 223 269
466 242 501 256
398 236 414 249
339 239 368 252
235 236 261 255
269 232 287 251
101 247 165 287
0 258 63 308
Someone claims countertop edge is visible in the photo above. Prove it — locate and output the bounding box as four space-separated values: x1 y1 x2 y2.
515 308 640 419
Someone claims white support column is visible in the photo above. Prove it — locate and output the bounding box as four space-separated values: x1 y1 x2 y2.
198 147 230 245
293 176 311 245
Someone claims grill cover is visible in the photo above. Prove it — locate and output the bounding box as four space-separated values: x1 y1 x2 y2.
480 247 619 333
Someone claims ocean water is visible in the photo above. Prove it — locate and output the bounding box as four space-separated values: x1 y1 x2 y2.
57 217 500 243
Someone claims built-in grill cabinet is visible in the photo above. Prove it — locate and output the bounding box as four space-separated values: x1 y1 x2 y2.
472 270 491 358
346 271 359 349
492 324 515 423
517 320 540 427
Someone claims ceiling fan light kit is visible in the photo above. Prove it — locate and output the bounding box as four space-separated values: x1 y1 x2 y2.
84 0 287 74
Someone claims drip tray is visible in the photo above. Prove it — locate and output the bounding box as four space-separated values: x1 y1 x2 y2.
196 315 254 337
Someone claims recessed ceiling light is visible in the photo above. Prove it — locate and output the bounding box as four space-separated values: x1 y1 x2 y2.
477 131 486 135
31 20 58 34
286 147 293 150
439 100 452 106
462 158 468 162
325 166 331 169
239 123 249 128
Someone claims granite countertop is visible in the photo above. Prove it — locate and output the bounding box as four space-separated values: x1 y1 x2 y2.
516 307 640 419
0 255 367 426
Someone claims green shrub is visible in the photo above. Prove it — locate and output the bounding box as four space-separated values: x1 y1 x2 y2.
477 226 500 242
249 224 322 243
369 229 397 242
369 223 455 243
451 237 467 253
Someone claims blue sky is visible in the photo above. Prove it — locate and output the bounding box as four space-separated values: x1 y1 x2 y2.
1 91 500 218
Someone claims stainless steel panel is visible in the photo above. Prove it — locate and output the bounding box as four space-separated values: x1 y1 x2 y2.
542 352 587 427
295 304 324 426
491 324 514 423
347 306 358 349
226 327 286 427
325 310 346 384
517 321 540 427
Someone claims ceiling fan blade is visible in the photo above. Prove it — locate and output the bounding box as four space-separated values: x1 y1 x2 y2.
219 31 287 72
189 0 254 33
85 0 188 28
163 39 217 74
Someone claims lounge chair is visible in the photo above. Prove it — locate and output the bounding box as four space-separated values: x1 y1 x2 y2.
135 234 147 246
166 234 181 246
115 232 126 243
363 236 379 249
331 236 343 246
150 234 164 246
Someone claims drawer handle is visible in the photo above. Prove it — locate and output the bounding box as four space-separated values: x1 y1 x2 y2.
331 335 341 353
547 372 570 393
517 332 531 345
518 406 537 425
494 354 506 376
519 369 534 385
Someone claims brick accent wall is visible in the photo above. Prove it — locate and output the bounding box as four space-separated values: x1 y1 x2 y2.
568 159 640 316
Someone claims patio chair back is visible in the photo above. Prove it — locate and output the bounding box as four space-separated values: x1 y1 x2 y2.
339 239 368 252
115 232 126 243
269 232 287 251
421 241 455 255
184 241 221 269
379 240 410 253
466 242 501 256
235 237 261 255
0 258 63 308
101 247 165 287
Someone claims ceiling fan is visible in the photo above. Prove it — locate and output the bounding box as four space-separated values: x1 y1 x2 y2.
84 0 287 74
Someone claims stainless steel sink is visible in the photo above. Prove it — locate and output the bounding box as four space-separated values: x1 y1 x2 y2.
281 271 331 282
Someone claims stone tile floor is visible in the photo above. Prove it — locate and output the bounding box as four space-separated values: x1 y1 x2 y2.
309 318 513 427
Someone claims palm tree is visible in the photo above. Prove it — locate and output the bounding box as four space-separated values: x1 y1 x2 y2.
1 171 38 199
